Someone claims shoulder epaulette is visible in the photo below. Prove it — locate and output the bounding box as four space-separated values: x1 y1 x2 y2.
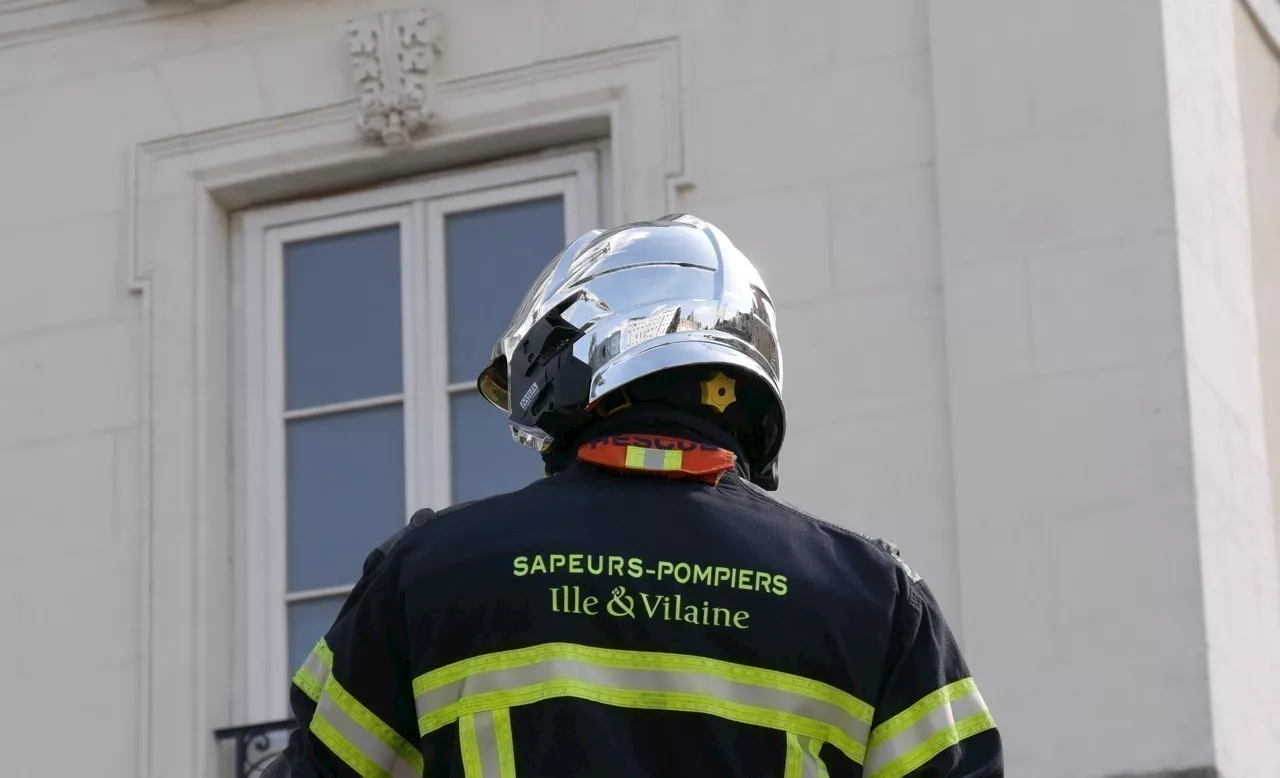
858 533 922 583
362 508 436 576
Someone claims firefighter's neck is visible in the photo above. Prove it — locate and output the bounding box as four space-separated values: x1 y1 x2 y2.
542 404 750 478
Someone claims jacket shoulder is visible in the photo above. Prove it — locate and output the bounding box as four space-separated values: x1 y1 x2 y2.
731 476 923 582
388 487 533 556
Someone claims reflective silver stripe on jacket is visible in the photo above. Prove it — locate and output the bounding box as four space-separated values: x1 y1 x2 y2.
297 648 330 697
314 685 421 778
292 640 334 703
295 639 425 778
787 733 829 778
801 735 828 778
460 709 515 778
864 682 993 777
416 651 871 763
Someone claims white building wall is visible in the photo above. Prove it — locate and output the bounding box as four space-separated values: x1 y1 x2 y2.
0 1 1277 776
928 0 1216 772
1165 0 1280 766
1225 1 1280 773
1237 0 1280 641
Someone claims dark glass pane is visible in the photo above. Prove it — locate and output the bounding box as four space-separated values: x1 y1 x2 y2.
285 226 402 410
450 391 543 503
446 197 565 383
286 404 405 592
287 595 345 674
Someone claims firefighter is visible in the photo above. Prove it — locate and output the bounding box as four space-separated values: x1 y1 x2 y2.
271 214 1002 777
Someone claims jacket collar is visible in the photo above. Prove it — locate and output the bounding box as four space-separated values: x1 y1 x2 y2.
542 405 752 480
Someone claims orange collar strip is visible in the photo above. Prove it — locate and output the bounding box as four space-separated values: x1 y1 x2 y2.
577 434 737 485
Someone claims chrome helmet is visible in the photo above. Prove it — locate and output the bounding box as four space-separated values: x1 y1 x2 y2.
477 214 785 488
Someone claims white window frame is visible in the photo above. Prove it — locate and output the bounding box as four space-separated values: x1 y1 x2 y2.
236 149 601 720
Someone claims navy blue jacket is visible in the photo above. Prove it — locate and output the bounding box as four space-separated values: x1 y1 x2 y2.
277 424 1001 778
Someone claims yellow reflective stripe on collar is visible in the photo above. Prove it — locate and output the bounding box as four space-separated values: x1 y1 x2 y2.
624 446 683 471
413 643 872 765
864 679 995 778
624 446 646 469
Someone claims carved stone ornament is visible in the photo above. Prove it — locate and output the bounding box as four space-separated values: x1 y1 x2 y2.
346 8 443 148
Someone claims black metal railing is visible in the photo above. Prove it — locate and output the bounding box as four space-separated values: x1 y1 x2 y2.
214 718 295 778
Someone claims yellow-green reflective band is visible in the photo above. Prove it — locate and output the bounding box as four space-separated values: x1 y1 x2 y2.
294 667 323 703
313 714 392 778
414 643 873 722
414 643 872 765
494 708 517 778
309 655 423 778
869 678 977 747
806 736 830 778
864 679 994 778
625 446 683 471
459 713 482 778
785 734 828 778
460 708 517 778
313 693 422 778
315 639 335 668
784 733 803 778
293 640 334 703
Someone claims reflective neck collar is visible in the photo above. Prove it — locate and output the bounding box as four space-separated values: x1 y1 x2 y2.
577 434 737 485
543 405 752 480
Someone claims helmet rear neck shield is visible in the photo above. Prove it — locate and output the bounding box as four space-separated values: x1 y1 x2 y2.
476 214 786 489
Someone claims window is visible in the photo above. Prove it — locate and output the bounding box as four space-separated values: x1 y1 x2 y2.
237 150 603 720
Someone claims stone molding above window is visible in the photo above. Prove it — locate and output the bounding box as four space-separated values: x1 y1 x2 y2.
0 0 204 43
346 8 444 148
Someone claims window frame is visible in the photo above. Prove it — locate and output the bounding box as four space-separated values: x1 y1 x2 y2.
236 149 601 720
